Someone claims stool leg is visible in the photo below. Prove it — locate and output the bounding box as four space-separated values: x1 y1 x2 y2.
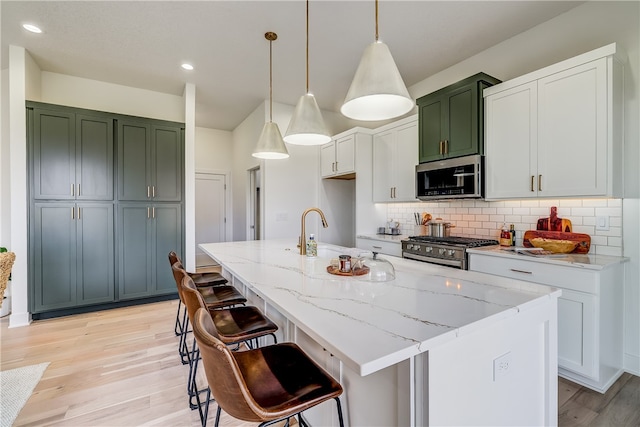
214 405 222 427
179 312 190 364
335 397 345 427
174 300 183 336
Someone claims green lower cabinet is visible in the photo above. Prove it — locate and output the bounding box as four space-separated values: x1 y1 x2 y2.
32 202 114 313
118 203 182 300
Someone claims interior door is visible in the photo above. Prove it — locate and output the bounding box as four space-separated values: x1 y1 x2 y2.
195 173 226 267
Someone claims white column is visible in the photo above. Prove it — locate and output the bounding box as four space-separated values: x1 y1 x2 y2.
183 83 196 272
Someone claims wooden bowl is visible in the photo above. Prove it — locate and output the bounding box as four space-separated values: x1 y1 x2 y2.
529 238 578 254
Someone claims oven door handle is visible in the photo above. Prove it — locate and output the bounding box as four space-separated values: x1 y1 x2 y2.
402 252 463 268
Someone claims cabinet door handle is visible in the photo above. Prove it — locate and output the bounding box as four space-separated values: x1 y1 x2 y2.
147 207 150 219
147 186 150 198
444 140 449 155
152 207 155 219
538 175 542 192
510 268 532 275
390 187 393 198
439 140 443 155
531 176 535 192
71 207 75 219
71 184 75 197
335 161 338 171
77 207 81 220
373 245 383 250
152 186 156 198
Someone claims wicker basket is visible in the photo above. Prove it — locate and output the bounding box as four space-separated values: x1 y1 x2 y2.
0 252 16 309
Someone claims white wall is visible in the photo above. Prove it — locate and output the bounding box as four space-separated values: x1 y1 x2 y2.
195 127 233 171
40 72 184 123
405 1 640 374
231 102 264 241
1 69 10 248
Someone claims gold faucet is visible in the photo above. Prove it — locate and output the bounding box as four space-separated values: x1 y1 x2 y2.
299 208 329 255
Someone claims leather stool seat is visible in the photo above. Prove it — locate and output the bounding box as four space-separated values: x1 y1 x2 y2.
192 307 344 427
197 285 247 309
210 306 278 344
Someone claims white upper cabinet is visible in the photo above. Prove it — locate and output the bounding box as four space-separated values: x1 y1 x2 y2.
372 115 418 202
321 134 356 178
484 43 623 199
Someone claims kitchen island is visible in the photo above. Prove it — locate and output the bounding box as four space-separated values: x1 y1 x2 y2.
200 239 561 426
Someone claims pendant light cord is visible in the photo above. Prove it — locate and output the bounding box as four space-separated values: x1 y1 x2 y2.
269 37 273 122
306 0 309 93
375 0 379 42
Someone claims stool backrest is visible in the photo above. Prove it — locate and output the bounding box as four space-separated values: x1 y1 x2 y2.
168 251 181 267
192 307 265 423
170 262 187 302
179 273 213 332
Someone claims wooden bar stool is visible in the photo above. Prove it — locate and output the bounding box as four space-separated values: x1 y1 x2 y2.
192 307 344 427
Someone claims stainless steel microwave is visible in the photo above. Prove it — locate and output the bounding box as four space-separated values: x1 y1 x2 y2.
415 155 484 201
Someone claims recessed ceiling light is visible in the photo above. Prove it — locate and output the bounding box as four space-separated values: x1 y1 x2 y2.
23 24 42 34
181 63 194 71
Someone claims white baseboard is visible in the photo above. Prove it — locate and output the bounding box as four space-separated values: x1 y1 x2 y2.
624 353 640 376
9 311 31 328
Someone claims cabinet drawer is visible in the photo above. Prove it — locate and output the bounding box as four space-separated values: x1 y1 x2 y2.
468 254 597 294
355 238 402 257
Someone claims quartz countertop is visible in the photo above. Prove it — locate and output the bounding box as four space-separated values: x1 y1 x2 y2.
467 245 629 270
199 239 560 376
356 233 410 243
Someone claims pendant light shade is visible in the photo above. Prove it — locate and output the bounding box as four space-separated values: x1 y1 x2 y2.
284 0 330 145
253 32 289 160
284 93 331 145
341 0 413 121
253 122 289 159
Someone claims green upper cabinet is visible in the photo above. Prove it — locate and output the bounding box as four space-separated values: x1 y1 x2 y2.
117 120 183 202
31 106 113 200
417 73 501 163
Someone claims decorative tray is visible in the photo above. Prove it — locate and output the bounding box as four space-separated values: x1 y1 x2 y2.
326 265 370 277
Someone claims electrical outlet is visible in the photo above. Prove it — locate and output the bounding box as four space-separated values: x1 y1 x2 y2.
493 352 512 381
595 216 610 231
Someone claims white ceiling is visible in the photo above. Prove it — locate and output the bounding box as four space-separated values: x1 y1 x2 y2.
1 1 582 131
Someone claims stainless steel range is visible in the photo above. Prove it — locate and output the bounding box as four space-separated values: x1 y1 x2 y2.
402 236 498 269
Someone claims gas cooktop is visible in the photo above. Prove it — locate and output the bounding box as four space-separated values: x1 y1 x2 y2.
406 236 499 248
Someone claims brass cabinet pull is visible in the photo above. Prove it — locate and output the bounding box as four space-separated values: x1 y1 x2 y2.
538 175 542 192
152 207 155 219
71 207 75 219
152 186 155 198
444 140 449 155
77 184 80 196
147 186 150 198
531 176 535 192
147 207 150 219
77 207 81 220
439 140 444 155
71 184 75 197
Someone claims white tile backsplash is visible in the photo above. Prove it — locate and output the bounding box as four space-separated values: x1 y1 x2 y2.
385 199 624 256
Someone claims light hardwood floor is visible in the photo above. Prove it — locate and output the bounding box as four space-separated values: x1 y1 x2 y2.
2 300 639 426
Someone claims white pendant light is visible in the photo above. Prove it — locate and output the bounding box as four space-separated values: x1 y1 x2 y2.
341 0 413 121
253 32 290 160
284 0 331 146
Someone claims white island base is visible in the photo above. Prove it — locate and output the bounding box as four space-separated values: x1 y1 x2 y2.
200 240 560 426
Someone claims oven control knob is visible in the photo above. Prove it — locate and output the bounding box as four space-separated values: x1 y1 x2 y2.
438 248 446 255
406 244 413 250
425 247 433 253
447 249 456 257
414 245 420 250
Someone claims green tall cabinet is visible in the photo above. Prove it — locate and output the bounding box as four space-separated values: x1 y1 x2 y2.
417 73 501 163
28 102 184 315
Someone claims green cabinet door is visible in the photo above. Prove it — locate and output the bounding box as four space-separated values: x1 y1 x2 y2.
32 202 115 312
152 126 183 202
76 115 114 200
32 110 76 200
152 204 182 295
118 120 151 201
33 203 77 312
77 203 115 304
118 203 153 299
418 73 500 163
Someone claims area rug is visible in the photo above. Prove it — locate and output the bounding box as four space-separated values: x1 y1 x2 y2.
0 362 49 427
